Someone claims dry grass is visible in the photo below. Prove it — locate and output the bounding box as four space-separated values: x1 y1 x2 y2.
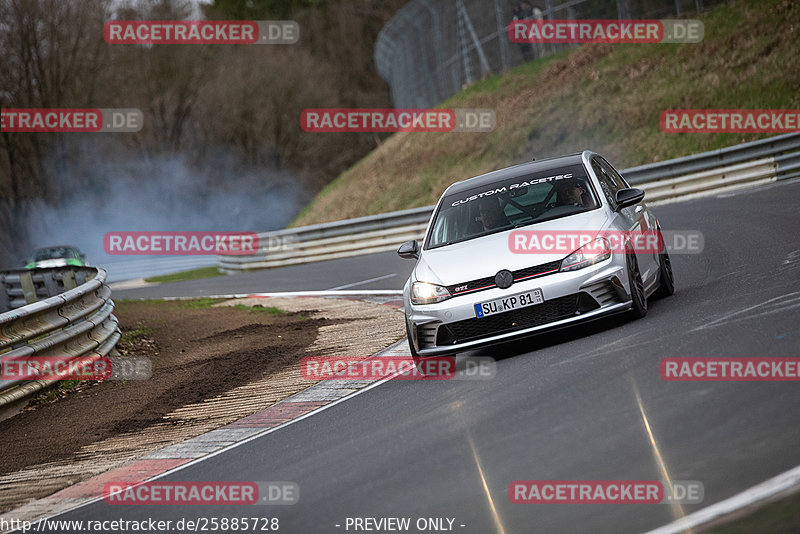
293 0 800 226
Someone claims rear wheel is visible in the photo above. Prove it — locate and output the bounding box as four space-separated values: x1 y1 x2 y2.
653 249 675 298
627 255 648 318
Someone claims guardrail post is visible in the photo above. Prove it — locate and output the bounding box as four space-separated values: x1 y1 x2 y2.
0 273 9 313
19 272 37 304
62 270 77 290
42 271 60 297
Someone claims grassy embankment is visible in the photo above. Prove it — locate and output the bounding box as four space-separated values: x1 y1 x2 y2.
292 0 799 226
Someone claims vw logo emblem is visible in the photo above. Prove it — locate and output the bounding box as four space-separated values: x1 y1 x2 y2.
495 269 514 289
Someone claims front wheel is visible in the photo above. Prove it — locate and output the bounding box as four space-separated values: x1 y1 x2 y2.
406 320 440 375
405 318 419 360
653 249 675 298
627 255 648 319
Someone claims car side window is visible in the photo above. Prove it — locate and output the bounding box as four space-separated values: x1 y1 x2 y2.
599 157 630 189
591 159 618 208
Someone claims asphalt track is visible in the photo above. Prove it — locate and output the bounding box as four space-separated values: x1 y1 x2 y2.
56 179 800 533
113 251 413 299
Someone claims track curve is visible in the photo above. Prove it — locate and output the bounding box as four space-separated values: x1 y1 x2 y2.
56 180 800 533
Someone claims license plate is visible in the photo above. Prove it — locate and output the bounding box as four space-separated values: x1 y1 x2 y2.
474 289 544 318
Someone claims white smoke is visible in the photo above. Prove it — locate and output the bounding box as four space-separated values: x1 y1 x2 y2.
23 144 307 280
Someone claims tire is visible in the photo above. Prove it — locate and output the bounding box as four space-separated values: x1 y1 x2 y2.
406 320 441 376
653 249 675 298
627 254 648 319
405 318 420 361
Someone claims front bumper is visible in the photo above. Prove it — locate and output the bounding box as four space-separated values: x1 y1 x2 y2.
405 260 631 356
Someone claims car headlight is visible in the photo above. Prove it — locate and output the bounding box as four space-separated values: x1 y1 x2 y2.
560 238 612 272
411 281 452 305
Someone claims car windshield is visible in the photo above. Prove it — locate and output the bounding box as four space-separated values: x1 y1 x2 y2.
30 247 79 261
426 164 599 249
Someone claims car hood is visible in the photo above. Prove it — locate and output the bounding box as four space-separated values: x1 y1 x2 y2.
415 209 612 286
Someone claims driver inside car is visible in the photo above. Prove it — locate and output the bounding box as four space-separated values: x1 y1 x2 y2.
556 181 594 208
478 197 509 231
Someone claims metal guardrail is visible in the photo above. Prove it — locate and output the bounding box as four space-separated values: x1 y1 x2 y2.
218 206 435 271
0 266 120 408
218 133 800 272
622 133 800 184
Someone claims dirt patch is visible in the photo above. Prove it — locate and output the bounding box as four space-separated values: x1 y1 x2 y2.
0 296 404 515
0 300 328 475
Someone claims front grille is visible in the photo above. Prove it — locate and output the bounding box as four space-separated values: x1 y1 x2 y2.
447 260 562 297
513 260 562 281
438 293 584 345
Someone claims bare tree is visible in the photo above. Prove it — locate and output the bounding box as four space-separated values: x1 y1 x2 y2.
0 0 111 262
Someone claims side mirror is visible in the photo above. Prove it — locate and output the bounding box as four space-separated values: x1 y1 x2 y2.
615 188 645 210
397 240 420 260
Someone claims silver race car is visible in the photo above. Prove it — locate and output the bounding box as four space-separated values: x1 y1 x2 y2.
397 151 674 357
